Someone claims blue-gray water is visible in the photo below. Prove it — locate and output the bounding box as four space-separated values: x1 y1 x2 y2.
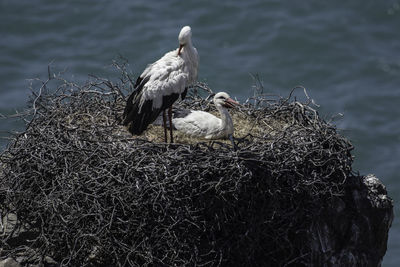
0 0 399 265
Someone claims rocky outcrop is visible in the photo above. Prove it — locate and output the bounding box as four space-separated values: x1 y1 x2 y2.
310 174 393 266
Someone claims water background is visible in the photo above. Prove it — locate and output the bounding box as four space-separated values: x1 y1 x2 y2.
0 0 399 265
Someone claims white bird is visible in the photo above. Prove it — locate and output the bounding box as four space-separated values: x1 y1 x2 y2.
122 26 199 143
157 92 239 148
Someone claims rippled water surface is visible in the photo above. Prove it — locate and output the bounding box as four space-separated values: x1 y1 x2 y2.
1 0 399 265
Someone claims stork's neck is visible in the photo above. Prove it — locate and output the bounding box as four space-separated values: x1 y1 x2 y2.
185 39 194 51
183 41 197 60
216 104 234 135
181 40 198 82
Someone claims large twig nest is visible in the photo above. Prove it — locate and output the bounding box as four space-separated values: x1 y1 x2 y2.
0 64 353 266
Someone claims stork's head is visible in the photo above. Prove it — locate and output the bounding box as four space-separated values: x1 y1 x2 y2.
213 92 239 109
178 26 192 55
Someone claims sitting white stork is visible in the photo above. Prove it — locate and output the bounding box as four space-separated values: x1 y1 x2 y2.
155 92 239 149
122 26 199 143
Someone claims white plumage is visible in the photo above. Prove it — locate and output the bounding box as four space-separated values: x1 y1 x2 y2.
122 26 199 142
169 92 239 140
138 45 197 111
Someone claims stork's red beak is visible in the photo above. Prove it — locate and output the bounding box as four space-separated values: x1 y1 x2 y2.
223 98 239 108
178 44 184 55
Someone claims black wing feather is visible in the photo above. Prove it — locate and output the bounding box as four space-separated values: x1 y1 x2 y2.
173 108 192 118
152 108 192 129
122 75 182 135
180 87 188 101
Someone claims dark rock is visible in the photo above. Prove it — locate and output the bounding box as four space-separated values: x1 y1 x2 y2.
309 174 393 266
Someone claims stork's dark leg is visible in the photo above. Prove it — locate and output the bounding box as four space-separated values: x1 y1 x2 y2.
228 134 238 151
168 106 174 143
162 110 168 143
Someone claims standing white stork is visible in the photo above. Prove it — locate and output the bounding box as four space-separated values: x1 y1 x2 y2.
122 26 199 143
157 92 239 148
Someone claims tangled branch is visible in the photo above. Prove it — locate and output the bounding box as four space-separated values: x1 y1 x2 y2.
0 64 353 266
